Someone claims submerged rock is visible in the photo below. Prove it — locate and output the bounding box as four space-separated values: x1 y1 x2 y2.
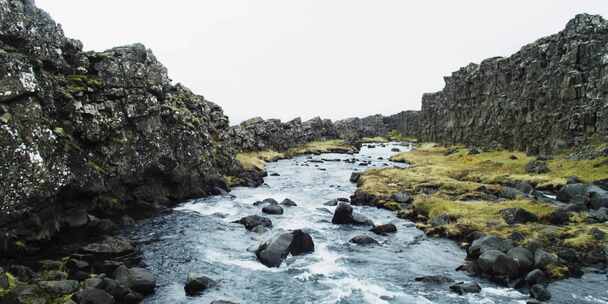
370 224 397 235
414 275 454 284
280 199 298 207
262 205 284 215
449 282 481 295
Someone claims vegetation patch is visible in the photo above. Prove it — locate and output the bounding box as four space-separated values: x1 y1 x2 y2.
387 130 417 142
360 136 388 143
356 142 608 278
285 139 355 157
236 150 285 171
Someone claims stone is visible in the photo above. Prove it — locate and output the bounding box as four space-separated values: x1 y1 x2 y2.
262 204 284 215
547 208 571 226
81 237 135 257
557 183 588 203
449 282 481 295
234 215 273 231
525 160 550 174
530 284 551 301
332 202 374 226
370 224 397 235
507 247 534 275
73 288 116 304
467 236 513 259
477 250 519 277
350 172 361 183
391 192 413 204
113 266 156 295
499 208 538 225
280 199 298 207
534 249 558 269
414 275 454 284
39 280 80 296
349 235 379 246
255 230 315 268
430 214 450 227
525 269 547 286
184 273 217 296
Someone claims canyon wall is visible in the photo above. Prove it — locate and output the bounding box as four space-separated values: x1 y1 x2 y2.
0 0 243 256
393 14 608 154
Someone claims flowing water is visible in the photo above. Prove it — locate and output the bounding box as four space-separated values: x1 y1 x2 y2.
125 143 608 304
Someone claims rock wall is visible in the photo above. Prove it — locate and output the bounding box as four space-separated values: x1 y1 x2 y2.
334 114 388 140
394 14 608 154
229 116 339 152
0 0 242 256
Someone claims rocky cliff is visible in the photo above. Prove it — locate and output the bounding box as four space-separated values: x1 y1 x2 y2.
0 0 242 257
229 116 339 152
394 14 608 154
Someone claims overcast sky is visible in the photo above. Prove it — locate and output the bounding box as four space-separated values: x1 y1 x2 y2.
37 1 608 124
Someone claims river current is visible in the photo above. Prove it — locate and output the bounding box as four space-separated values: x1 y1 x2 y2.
125 143 608 304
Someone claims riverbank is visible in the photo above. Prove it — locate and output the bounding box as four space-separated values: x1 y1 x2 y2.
351 141 608 300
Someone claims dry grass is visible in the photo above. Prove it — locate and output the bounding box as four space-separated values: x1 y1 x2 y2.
236 150 285 171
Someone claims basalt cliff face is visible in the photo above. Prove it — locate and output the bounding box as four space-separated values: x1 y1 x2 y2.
392 14 608 154
0 0 242 256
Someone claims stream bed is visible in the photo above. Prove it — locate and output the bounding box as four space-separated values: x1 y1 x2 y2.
125 143 608 304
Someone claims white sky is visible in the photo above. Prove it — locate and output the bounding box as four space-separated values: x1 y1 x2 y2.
36 1 608 124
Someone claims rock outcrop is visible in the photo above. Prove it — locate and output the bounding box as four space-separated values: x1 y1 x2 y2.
392 14 608 154
0 0 242 257
228 116 339 152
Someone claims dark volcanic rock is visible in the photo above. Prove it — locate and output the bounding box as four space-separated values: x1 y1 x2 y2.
525 160 550 174
370 224 397 235
0 0 241 256
499 208 538 225
262 205 284 215
449 282 481 295
467 236 513 259
73 288 116 304
255 230 315 268
349 235 379 246
530 284 552 301
184 273 217 296
280 198 298 207
384 14 608 156
414 275 454 284
113 266 156 295
332 203 374 226
234 215 273 231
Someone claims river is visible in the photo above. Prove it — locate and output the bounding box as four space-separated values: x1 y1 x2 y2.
125 143 608 304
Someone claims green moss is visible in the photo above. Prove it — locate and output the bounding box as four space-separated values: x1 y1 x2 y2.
0 273 17 298
236 150 285 171
360 136 388 143
0 113 12 124
285 139 355 157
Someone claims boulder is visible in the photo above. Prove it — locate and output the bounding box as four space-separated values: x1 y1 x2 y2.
557 183 588 203
507 247 534 275
39 280 80 296
255 230 315 267
81 236 135 257
262 205 284 215
73 288 116 304
350 172 361 183
234 215 273 231
280 199 298 207
113 266 156 295
184 273 217 296
499 208 538 225
525 160 550 174
477 250 519 277
414 275 454 284
332 203 374 226
525 269 547 286
530 284 551 301
349 235 379 246
467 236 513 259
534 249 558 269
391 192 413 204
253 198 279 206
449 282 481 295
370 224 397 235
588 186 608 209
546 208 571 225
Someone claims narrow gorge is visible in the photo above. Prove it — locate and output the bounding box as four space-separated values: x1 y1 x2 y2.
0 1 607 304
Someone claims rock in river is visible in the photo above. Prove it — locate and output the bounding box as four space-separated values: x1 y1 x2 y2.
184 273 217 296
332 202 374 226
349 235 379 246
255 230 315 267
262 204 284 215
113 265 157 295
234 215 273 231
370 224 397 235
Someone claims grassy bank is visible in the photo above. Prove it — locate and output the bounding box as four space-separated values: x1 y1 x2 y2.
356 143 608 279
236 139 355 171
